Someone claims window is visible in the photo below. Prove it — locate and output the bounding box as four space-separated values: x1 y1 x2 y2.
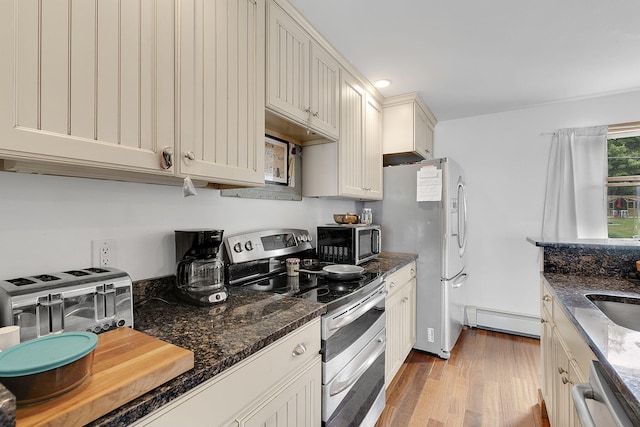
607 122 640 238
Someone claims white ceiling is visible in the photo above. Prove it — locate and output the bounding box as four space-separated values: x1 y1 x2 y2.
289 0 640 121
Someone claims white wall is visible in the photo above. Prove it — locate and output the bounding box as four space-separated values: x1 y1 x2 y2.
0 171 356 280
434 90 640 331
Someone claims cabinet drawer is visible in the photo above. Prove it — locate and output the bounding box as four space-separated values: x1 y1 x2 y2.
386 262 416 296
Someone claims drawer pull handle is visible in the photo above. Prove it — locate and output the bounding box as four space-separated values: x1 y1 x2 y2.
558 367 566 374
410 268 415 277
542 295 551 302
292 343 307 357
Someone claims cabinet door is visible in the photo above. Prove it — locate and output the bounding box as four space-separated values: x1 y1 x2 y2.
266 1 309 124
177 0 265 186
339 71 366 198
238 358 321 427
309 43 340 139
385 277 416 388
407 278 417 349
414 105 430 159
364 93 383 199
552 327 572 427
540 307 554 418
385 287 404 387
0 0 175 174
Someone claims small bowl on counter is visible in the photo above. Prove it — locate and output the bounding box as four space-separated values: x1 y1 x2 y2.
333 213 359 224
0 332 98 406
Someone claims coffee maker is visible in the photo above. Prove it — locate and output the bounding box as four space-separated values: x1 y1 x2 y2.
174 229 227 305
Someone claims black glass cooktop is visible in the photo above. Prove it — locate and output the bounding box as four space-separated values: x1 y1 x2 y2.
237 269 383 311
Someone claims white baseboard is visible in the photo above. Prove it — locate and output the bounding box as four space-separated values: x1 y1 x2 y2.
465 306 541 338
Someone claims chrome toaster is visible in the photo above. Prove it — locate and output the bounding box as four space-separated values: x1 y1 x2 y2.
0 267 134 342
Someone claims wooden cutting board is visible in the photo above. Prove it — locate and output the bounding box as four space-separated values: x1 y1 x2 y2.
15 328 194 427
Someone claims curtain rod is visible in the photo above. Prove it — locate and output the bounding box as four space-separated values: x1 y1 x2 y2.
540 121 640 137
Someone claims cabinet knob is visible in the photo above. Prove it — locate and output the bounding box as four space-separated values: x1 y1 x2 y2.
402 297 409 303
410 269 415 277
557 367 566 374
185 151 196 161
312 111 319 118
161 147 173 169
540 318 546 324
390 282 396 288
542 295 551 302
561 376 572 385
292 343 307 357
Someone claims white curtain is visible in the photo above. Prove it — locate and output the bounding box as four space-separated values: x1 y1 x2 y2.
542 125 608 241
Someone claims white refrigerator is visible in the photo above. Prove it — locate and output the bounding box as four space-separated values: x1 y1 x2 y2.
366 158 468 359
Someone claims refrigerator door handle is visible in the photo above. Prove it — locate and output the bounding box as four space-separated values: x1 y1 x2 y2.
457 182 468 254
451 273 468 288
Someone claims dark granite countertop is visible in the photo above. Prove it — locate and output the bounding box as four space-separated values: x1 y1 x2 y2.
542 272 640 422
364 252 418 277
87 286 325 426
87 251 416 426
528 236 640 249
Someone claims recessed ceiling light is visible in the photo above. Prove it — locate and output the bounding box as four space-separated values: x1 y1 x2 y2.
373 79 391 89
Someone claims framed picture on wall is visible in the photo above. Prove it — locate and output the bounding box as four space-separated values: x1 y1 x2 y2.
264 135 288 185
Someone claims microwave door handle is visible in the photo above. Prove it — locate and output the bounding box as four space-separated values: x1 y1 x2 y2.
372 229 381 254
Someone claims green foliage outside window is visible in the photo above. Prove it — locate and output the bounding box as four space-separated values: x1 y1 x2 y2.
607 136 640 238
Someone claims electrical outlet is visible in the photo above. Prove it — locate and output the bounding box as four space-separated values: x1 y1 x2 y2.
93 239 117 267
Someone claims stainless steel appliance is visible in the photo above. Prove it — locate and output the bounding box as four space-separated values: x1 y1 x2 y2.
225 228 387 427
572 360 635 426
316 224 381 265
0 267 133 342
175 229 227 305
366 157 468 359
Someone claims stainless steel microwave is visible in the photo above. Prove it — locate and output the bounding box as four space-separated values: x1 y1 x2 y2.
316 224 381 265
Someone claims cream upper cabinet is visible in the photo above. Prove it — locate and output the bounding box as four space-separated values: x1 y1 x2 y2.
383 93 437 163
364 92 383 199
302 71 383 200
266 0 340 140
1 0 265 187
0 0 175 177
177 0 265 186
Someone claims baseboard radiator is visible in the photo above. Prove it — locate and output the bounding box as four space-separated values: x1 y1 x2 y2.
464 306 541 338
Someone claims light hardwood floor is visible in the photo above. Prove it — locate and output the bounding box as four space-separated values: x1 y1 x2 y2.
376 327 550 427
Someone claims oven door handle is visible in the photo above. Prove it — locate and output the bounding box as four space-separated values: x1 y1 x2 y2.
330 334 386 397
327 290 387 333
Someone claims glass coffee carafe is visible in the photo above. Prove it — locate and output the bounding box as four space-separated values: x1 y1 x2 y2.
174 229 227 305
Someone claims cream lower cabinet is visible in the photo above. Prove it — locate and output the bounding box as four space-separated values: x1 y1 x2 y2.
540 281 595 427
385 262 417 388
132 318 321 427
0 0 265 187
301 71 383 200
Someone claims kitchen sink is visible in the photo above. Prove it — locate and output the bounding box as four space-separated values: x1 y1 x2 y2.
586 294 640 332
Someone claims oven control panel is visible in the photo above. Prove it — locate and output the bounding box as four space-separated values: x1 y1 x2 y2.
224 229 313 264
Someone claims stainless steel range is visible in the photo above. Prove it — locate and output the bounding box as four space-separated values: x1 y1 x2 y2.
0 267 134 342
225 229 387 427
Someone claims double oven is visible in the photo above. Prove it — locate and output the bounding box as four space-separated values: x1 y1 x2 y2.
225 229 386 426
